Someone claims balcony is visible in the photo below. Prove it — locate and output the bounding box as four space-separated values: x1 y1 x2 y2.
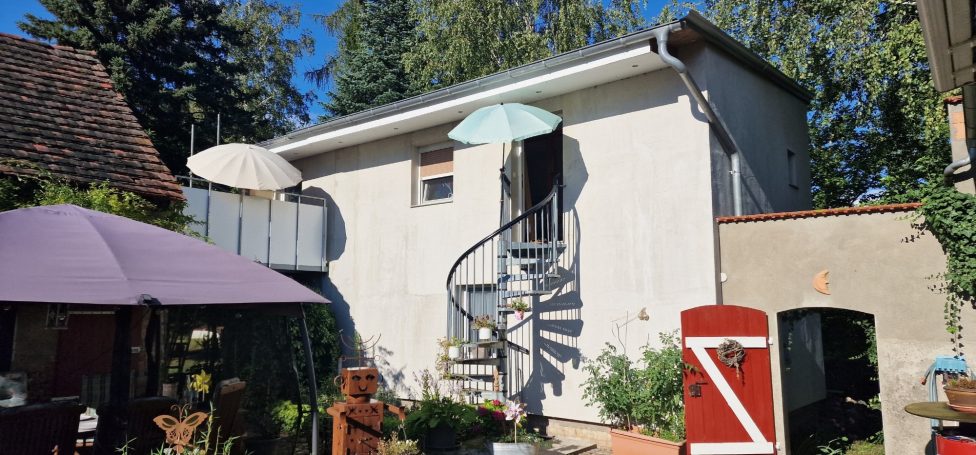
179 176 327 272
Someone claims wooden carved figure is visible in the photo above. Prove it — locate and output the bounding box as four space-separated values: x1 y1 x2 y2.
327 367 405 455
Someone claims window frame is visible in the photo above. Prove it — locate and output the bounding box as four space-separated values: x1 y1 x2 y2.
414 142 455 206
787 149 799 189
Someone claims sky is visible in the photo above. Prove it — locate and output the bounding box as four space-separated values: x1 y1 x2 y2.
0 0 669 121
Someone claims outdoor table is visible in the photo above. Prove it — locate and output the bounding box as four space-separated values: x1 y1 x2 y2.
905 402 976 454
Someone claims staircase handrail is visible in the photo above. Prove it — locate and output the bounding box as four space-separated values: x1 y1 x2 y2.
445 183 560 321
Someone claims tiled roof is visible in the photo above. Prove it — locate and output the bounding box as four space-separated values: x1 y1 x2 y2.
716 203 921 224
0 33 183 201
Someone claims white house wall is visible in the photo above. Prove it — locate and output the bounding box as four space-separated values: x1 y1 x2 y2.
293 45 804 422
700 44 812 215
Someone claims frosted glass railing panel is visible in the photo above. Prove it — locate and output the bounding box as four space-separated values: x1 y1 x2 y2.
180 177 327 271
268 200 299 269
208 191 241 253
240 196 271 263
297 202 326 270
182 187 209 237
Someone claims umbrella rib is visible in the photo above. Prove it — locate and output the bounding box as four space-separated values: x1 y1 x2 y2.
75 212 137 300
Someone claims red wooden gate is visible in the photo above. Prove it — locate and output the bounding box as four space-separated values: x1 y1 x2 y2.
681 305 775 455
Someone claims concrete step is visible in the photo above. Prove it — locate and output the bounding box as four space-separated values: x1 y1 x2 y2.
541 437 598 455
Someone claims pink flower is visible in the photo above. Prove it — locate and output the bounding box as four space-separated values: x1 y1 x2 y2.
504 401 526 422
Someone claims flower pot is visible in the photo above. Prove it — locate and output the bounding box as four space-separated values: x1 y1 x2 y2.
491 442 539 455
479 327 493 340
515 310 525 321
448 346 461 360
610 429 685 455
425 423 457 450
946 387 976 412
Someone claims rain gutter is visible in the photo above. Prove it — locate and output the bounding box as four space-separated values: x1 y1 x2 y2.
945 84 976 182
652 23 744 216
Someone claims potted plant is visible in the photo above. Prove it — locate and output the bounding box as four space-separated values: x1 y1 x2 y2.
440 336 464 360
508 299 530 321
477 399 546 455
946 376 976 412
582 332 686 455
404 396 478 450
474 315 495 341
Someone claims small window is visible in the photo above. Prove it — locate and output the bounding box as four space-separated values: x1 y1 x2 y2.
787 149 798 189
417 145 454 204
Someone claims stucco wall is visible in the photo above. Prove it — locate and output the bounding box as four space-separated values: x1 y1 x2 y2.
719 211 972 454
294 57 729 421
701 45 812 215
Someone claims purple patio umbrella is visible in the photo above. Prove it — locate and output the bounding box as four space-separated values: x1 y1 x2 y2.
0 204 327 306
0 204 327 454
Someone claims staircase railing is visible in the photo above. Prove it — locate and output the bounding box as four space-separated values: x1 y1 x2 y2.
445 181 560 398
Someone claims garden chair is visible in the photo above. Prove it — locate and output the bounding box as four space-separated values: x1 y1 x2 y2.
208 379 246 454
92 397 177 455
0 400 85 455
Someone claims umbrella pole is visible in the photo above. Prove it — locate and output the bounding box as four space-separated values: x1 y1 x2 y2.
110 306 132 404
298 305 320 454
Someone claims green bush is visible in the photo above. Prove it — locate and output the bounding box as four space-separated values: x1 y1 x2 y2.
582 331 685 441
403 397 478 440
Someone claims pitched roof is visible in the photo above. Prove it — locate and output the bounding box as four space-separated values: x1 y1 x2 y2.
0 33 183 201
716 203 921 224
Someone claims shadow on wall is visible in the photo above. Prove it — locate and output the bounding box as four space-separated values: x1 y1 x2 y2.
511 134 588 416
301 186 357 354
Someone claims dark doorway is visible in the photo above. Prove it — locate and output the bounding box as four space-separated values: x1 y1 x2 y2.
522 125 563 240
779 308 883 454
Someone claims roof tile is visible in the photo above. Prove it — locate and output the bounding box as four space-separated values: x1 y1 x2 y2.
716 203 921 224
0 33 182 201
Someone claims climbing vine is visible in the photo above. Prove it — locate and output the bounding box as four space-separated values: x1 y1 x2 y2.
914 182 976 355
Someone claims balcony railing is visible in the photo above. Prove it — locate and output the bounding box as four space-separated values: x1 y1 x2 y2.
179 176 327 272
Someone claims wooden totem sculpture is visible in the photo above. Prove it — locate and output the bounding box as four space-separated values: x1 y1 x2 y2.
327 367 405 455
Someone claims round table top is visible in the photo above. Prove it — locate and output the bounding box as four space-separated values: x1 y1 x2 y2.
905 402 976 423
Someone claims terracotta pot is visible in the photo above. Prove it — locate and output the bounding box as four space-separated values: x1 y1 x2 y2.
491 442 539 455
946 387 976 412
610 428 685 455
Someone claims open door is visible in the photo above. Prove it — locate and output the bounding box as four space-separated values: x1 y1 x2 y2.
520 125 563 241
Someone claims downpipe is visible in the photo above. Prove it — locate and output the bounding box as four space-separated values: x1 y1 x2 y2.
945 84 976 183
652 24 744 216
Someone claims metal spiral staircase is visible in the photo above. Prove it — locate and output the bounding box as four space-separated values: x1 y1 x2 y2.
444 181 565 402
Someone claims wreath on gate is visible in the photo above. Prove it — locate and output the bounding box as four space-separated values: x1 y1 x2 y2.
716 338 745 378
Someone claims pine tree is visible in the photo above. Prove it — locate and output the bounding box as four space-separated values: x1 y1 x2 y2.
20 0 313 173
321 0 419 118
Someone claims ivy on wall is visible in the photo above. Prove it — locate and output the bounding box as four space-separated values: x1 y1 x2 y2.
915 182 976 354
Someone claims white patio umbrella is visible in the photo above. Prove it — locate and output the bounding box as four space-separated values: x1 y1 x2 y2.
187 143 302 190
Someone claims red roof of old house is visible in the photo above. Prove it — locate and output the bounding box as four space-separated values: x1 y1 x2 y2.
0 33 183 201
716 203 921 224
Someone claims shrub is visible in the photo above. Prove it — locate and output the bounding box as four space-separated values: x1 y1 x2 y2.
582 331 685 441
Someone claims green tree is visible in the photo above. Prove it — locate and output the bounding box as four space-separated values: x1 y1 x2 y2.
659 0 950 208
321 0 420 118
406 0 648 89
20 0 313 173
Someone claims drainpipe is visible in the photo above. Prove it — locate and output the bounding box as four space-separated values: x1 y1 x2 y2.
652 24 744 216
945 84 976 183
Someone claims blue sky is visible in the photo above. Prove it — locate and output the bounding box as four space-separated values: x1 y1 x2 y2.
0 0 669 120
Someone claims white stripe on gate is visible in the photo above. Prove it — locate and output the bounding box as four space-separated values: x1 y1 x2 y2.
690 442 776 454
686 336 774 455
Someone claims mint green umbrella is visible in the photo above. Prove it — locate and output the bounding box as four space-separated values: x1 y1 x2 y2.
448 103 561 144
